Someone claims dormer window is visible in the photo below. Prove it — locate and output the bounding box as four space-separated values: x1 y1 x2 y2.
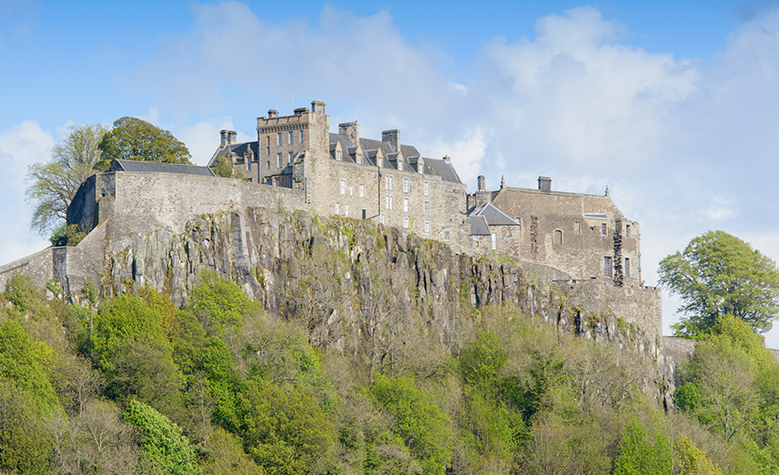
356 153 362 164
336 150 342 161
398 160 403 171
377 156 383 167
418 158 424 174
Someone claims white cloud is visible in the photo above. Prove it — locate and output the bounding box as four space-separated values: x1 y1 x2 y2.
0 121 53 264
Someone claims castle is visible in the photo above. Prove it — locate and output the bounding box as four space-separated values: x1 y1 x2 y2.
0 100 662 339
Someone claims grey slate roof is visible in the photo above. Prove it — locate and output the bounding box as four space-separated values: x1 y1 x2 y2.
109 159 215 176
466 215 491 235
327 133 461 183
208 142 260 168
470 203 520 226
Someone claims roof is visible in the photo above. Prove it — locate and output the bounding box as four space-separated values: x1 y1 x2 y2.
109 159 215 176
470 203 520 226
207 141 260 168
327 133 461 184
466 215 491 235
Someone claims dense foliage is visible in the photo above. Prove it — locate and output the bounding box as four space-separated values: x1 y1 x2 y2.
2 270 778 474
659 230 779 336
95 117 192 171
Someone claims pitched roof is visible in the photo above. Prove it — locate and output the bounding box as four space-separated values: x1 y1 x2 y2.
466 215 491 235
470 203 519 226
109 159 215 176
208 141 260 168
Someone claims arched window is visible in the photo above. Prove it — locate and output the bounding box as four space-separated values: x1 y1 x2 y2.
555 229 563 245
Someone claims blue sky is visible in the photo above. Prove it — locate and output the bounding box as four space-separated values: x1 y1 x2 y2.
3 0 779 344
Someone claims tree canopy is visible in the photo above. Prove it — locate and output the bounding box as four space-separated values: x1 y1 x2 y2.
25 123 107 236
658 230 779 336
95 117 192 171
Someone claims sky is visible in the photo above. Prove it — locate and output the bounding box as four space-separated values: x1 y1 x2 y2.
3 0 779 344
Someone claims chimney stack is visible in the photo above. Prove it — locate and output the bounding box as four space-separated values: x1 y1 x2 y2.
228 131 237 145
267 109 278 119
311 101 326 114
339 121 360 147
220 130 229 147
538 176 552 192
477 175 486 191
382 129 400 152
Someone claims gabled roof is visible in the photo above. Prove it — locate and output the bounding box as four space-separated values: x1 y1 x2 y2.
470 203 519 226
465 215 491 235
109 159 215 177
207 141 259 168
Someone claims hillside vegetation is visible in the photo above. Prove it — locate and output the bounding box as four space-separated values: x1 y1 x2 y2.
1 271 779 473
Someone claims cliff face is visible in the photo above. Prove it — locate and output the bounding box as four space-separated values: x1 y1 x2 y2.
94 207 676 407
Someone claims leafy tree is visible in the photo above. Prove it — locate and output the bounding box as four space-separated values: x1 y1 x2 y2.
0 382 54 475
214 155 243 179
613 418 672 475
659 230 779 336
674 434 723 475
25 123 108 235
0 318 59 411
123 399 201 475
370 373 454 474
95 117 192 171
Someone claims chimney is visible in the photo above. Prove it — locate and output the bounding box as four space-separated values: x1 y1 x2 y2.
339 121 360 147
477 175 486 191
538 176 552 192
294 107 309 116
311 101 326 114
267 109 278 119
382 129 400 152
228 131 237 145
443 155 451 162
220 130 229 147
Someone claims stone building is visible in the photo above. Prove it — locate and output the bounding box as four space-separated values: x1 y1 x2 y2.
209 101 467 244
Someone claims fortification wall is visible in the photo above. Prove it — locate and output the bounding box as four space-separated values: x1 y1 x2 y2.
0 247 55 290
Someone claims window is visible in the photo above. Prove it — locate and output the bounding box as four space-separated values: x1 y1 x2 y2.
516 217 521 226
424 201 429 216
345 204 349 216
424 221 430 233
336 150 342 161
444 231 450 241
277 133 282 145
380 213 386 224
601 223 607 235
349 186 353 196
626 224 631 237
340 180 346 194
289 131 294 143
403 217 409 228
288 151 293 165
403 198 409 212
555 230 563 245
300 130 304 143
265 178 272 185
277 153 283 168
403 177 409 192
398 160 403 171
491 233 497 250
424 180 429 196
266 135 270 146
377 156 383 168
575 221 581 234
624 258 631 278
362 209 367 220
385 195 393 210
385 175 393 190
266 161 270 169
274 177 280 187
336 202 341 215
359 184 364 197
356 153 362 164
604 257 613 278
266 147 270 156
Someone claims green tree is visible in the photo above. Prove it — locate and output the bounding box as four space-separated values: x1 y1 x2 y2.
123 399 201 475
659 230 779 336
25 123 107 235
613 418 672 475
95 117 192 171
